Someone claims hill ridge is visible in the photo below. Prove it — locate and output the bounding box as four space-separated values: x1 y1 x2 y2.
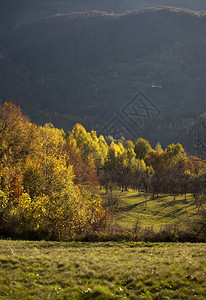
45 7 206 20
0 5 206 151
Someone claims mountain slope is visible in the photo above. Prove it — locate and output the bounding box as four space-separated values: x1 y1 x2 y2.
0 6 206 150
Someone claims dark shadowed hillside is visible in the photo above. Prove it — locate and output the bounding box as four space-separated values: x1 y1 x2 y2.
0 4 206 150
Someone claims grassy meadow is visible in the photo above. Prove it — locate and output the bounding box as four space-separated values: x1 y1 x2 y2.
113 191 198 230
0 240 206 299
0 191 206 299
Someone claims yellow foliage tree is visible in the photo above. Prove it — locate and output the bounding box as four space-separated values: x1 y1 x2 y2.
0 103 106 239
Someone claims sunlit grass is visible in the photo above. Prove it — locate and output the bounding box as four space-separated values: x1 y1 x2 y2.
0 192 205 298
0 240 206 299
104 189 198 230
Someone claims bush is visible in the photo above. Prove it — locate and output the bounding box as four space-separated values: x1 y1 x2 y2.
102 194 122 212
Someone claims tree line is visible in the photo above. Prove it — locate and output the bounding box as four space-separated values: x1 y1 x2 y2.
0 102 205 240
67 122 206 204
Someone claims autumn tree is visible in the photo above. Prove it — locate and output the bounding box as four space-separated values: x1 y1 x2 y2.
68 124 108 169
100 142 123 192
134 138 152 160
66 142 99 188
0 102 31 200
0 103 106 239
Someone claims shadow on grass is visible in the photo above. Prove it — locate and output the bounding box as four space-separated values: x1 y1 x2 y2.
119 198 154 212
125 193 142 198
157 203 196 220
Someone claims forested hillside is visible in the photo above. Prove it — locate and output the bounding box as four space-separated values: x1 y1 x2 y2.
0 3 206 150
0 102 206 241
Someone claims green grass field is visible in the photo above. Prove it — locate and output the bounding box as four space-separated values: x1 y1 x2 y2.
113 191 198 230
0 191 205 299
0 240 206 299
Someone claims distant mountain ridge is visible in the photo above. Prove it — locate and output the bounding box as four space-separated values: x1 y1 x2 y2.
1 0 206 15
0 3 206 151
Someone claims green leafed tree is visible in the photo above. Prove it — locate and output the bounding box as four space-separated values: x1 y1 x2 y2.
134 138 152 160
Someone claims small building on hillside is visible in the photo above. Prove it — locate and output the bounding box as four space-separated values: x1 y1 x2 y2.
151 81 162 88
